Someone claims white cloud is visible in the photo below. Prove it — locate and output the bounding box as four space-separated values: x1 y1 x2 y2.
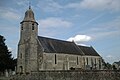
37 0 63 12
79 16 120 40
0 8 21 20
38 17 72 28
66 0 120 11
80 0 120 11
8 47 12 51
105 55 116 63
3 11 20 20
15 0 28 6
80 0 110 9
91 30 120 40
106 55 113 58
67 35 92 44
65 1 81 9
78 43 90 47
103 54 120 63
81 13 105 27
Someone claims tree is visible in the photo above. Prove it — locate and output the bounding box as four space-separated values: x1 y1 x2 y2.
0 35 15 72
104 62 112 70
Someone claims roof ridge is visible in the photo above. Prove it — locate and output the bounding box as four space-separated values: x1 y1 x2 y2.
38 36 73 43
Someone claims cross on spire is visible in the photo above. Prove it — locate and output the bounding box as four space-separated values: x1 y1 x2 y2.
29 1 31 9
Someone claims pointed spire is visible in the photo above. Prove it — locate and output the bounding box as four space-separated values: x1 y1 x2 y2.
22 3 35 22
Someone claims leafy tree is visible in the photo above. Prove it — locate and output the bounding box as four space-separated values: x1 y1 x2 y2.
0 35 16 72
104 62 112 70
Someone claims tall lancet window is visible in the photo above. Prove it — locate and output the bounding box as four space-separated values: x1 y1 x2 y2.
83 57 85 67
77 56 79 65
32 23 34 30
55 54 57 64
86 57 88 65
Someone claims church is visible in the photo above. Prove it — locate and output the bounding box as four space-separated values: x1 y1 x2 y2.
16 6 103 74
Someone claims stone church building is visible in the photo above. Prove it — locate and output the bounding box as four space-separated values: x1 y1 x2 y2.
16 7 103 74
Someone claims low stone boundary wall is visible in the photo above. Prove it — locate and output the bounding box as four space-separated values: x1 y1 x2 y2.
12 70 120 80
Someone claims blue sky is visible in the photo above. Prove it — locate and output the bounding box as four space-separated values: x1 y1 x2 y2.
0 0 120 63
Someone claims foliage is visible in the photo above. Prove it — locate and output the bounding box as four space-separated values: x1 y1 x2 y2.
104 62 112 70
0 35 16 72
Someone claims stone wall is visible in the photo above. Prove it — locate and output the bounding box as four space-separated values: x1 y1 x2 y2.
42 53 102 70
12 70 120 80
42 53 82 70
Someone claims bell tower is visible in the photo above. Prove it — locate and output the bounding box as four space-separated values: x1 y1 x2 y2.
17 6 39 74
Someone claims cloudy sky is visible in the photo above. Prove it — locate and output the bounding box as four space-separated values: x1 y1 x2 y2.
0 0 120 63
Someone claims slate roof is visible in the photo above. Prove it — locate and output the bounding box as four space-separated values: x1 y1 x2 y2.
78 45 100 56
38 36 100 56
38 36 83 55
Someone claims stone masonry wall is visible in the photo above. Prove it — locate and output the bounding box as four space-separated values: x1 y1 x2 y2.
42 53 102 70
12 70 120 80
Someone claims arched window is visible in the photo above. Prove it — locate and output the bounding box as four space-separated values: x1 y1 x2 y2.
32 23 34 30
20 66 23 73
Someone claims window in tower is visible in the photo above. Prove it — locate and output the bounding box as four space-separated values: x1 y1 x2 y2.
20 66 23 73
55 54 57 64
32 23 34 30
21 26 23 30
20 53 22 59
21 24 23 30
